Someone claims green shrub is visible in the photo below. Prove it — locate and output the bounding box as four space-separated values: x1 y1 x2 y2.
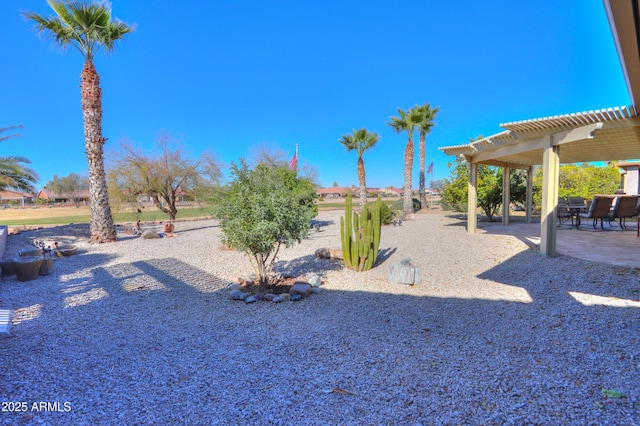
379 201 396 225
211 161 316 283
390 197 421 213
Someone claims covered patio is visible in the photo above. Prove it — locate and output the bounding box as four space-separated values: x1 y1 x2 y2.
439 0 640 258
479 218 640 268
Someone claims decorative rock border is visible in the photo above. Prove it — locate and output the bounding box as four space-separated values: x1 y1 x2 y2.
226 273 324 304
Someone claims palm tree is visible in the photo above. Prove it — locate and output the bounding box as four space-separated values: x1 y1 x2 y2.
339 128 380 211
0 126 39 193
387 107 423 217
416 104 439 206
24 1 134 243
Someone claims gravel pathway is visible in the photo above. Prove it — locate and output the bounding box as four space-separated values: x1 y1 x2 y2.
1 211 639 425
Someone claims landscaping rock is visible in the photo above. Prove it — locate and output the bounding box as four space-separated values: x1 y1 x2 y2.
314 247 343 260
244 295 256 304
140 230 161 239
263 294 276 301
229 290 248 301
311 287 322 294
289 282 312 298
308 274 322 287
280 294 290 302
226 283 242 291
272 296 283 303
387 258 421 285
255 293 265 301
290 294 302 302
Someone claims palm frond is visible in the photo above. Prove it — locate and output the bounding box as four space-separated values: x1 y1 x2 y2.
0 125 23 143
24 0 134 60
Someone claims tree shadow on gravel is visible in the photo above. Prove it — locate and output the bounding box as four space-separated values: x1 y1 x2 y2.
2 249 639 426
273 254 344 277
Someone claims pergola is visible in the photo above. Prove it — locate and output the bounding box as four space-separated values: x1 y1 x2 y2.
439 0 640 256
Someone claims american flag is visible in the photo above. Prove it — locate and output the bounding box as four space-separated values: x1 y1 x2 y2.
288 153 298 170
427 161 433 174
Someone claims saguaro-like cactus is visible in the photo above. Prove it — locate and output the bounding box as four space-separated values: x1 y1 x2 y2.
340 190 382 271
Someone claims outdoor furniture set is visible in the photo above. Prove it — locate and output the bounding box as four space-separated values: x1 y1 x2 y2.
557 194 640 233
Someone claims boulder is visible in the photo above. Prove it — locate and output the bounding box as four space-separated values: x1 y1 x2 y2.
140 230 161 239
289 282 312 298
229 290 248 300
315 247 343 260
387 258 420 285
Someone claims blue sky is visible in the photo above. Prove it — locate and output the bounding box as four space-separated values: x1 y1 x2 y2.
0 0 631 191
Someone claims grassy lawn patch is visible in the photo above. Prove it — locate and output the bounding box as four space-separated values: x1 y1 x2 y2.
0 206 212 226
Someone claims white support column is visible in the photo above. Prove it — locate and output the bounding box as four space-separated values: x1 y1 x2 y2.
526 167 533 223
540 139 560 256
502 165 511 226
467 162 478 233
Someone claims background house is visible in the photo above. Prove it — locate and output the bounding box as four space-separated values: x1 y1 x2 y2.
0 190 33 206
36 189 90 204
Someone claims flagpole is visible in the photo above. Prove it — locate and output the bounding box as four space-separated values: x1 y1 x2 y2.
429 161 433 209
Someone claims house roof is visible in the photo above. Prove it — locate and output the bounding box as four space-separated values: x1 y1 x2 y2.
440 105 640 167
37 189 90 199
0 190 33 199
317 187 350 195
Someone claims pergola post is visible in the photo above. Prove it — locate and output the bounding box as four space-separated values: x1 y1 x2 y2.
526 167 533 223
467 162 478 233
502 165 511 226
540 138 560 256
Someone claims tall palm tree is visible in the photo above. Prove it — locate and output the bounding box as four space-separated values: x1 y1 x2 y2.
0 126 39 193
24 1 134 243
416 104 439 206
339 128 380 211
387 107 422 217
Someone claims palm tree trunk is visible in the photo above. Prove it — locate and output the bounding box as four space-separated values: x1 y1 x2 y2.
81 60 117 243
403 137 414 217
419 132 426 206
357 156 366 212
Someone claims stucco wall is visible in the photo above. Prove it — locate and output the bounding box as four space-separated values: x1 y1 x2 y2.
626 166 639 195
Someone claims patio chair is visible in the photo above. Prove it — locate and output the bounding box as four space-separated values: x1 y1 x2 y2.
608 195 640 229
567 196 587 210
578 196 615 229
556 197 573 227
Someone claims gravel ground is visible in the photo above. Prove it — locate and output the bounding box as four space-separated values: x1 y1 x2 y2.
0 210 639 425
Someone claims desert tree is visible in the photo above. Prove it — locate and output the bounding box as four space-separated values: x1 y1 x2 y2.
249 142 319 185
108 132 222 221
24 1 135 243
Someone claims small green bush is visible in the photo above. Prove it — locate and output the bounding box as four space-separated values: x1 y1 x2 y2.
211 161 317 283
390 197 421 213
379 202 396 225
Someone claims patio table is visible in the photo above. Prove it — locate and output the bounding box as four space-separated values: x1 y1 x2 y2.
568 205 587 229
